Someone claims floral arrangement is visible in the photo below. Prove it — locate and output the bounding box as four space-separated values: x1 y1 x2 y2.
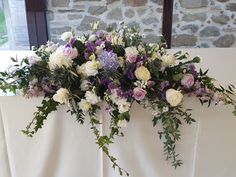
0 22 236 176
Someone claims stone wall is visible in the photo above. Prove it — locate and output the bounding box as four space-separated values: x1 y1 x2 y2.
46 0 163 43
47 0 236 48
172 0 236 48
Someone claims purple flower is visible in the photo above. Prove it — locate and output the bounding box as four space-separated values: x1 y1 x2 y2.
127 71 135 80
98 51 119 70
108 82 119 90
96 31 104 38
188 64 198 78
124 90 133 98
133 87 147 101
86 42 95 53
160 81 170 91
70 37 76 45
95 39 104 46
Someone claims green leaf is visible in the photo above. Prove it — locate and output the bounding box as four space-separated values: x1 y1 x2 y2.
173 73 183 81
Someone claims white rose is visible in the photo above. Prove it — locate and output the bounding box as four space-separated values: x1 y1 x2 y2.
53 88 70 104
161 54 176 67
117 119 127 127
78 99 91 112
85 91 100 105
29 54 42 65
48 48 72 70
84 60 100 76
88 34 97 42
61 32 73 41
166 89 183 107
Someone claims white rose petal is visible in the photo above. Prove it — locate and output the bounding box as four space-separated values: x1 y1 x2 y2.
166 89 183 107
53 88 70 104
85 91 100 105
61 32 73 41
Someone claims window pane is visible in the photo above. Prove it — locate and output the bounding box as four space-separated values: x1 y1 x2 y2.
46 0 163 44
0 0 29 50
172 0 236 48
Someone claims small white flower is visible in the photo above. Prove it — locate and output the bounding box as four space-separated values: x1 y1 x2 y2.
117 100 131 113
117 119 127 127
61 32 73 41
52 88 70 104
78 36 86 43
78 99 91 112
85 91 100 105
162 107 169 113
166 89 183 107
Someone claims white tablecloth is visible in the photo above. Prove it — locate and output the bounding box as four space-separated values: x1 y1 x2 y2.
0 48 236 177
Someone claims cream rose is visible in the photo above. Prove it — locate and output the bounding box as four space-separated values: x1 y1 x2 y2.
161 54 176 67
48 48 72 70
166 89 183 107
134 66 151 81
52 88 70 104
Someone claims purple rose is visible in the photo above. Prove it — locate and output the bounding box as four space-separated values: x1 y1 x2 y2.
133 87 147 101
127 55 137 63
181 74 195 88
160 81 170 91
64 47 78 59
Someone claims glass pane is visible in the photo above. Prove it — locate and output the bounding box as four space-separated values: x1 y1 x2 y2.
172 0 236 48
0 0 29 50
46 0 163 44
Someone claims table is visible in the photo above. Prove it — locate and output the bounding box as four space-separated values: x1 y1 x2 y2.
0 48 236 177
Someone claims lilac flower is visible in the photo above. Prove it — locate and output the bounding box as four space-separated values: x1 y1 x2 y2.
160 81 170 91
96 31 104 38
69 37 76 45
124 90 133 98
98 51 119 70
86 42 95 53
108 82 119 91
188 64 198 78
95 39 104 46
127 71 135 80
